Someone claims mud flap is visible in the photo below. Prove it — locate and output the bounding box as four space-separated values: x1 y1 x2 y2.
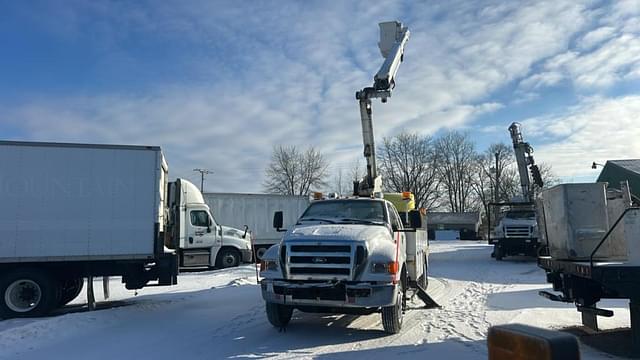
416 285 440 309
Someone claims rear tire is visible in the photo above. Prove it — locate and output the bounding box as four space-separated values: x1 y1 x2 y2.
255 247 268 261
57 278 84 307
216 248 241 269
265 302 293 328
382 280 404 334
0 268 58 318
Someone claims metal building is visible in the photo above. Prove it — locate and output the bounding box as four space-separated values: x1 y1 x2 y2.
597 159 640 202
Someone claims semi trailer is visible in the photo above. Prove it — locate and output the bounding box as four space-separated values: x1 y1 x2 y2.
203 193 309 260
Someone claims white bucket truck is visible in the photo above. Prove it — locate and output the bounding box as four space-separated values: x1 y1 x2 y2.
259 21 437 334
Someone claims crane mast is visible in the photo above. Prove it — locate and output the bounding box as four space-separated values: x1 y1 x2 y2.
508 122 543 202
354 21 410 197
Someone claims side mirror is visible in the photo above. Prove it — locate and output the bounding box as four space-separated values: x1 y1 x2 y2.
207 217 213 233
218 225 222 236
242 225 249 239
273 211 286 232
409 210 422 229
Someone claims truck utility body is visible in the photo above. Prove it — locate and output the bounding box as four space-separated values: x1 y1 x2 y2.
0 141 178 317
537 182 640 353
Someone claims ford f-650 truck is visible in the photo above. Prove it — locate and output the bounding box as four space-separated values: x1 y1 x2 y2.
261 196 427 333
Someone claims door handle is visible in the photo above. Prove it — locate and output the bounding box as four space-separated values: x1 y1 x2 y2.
189 237 194 244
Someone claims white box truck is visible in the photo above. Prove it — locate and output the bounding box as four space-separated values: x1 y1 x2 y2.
203 193 309 259
0 141 249 318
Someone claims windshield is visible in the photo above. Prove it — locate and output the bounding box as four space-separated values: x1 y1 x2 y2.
505 211 536 219
299 200 386 223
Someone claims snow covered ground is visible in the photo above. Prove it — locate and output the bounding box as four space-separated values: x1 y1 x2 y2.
0 241 631 359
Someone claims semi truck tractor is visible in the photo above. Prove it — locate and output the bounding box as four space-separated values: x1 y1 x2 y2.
165 180 253 269
0 140 249 318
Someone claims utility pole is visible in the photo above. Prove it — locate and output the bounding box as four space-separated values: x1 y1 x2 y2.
193 168 213 193
494 152 500 203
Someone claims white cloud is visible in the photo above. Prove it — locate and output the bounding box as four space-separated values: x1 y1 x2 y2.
578 26 617 50
2 0 632 192
522 95 640 178
519 1 640 91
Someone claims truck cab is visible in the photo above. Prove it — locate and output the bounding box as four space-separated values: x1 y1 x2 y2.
260 197 427 334
492 204 539 260
165 179 252 269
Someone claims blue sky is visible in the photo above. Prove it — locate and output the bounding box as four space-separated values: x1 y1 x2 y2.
1 0 639 192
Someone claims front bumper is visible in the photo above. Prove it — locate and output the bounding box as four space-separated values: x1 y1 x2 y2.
495 238 539 254
261 279 397 308
240 249 253 263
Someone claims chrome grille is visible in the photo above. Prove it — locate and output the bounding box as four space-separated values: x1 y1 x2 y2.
505 226 531 238
285 242 355 280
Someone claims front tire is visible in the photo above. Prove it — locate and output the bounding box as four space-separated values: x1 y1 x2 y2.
216 248 241 269
1 269 58 318
382 280 405 334
495 245 504 261
265 302 293 328
420 254 429 289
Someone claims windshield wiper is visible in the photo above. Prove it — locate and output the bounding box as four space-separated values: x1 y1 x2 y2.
338 218 384 225
297 217 337 224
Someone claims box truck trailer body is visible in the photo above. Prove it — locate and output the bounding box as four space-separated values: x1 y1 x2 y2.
0 141 167 261
0 141 178 318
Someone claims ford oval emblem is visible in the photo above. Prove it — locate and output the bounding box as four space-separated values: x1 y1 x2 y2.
312 257 327 264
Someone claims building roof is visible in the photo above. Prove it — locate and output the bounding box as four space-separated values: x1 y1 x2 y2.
428 212 481 225
597 159 640 200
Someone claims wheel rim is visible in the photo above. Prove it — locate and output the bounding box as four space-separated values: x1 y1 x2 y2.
5 279 42 313
223 253 237 267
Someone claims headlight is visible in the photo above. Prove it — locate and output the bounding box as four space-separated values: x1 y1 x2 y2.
370 261 398 274
260 260 278 272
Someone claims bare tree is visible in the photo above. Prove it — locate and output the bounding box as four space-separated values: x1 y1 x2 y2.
331 168 346 196
377 132 441 209
435 131 477 212
472 142 519 216
263 145 329 195
532 162 558 196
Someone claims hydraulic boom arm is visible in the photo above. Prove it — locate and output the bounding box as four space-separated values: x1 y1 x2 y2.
354 21 410 197
508 122 543 202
